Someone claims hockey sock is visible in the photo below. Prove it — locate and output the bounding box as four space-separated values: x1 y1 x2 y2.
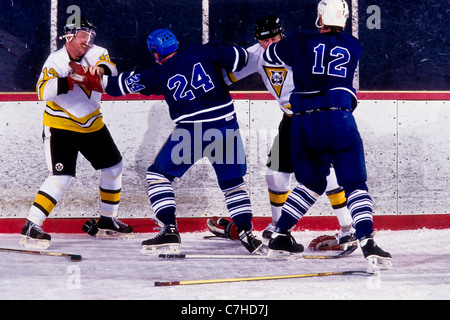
266 169 291 224
219 178 253 231
27 175 72 225
99 161 123 217
347 189 374 239
146 168 176 226
325 167 353 227
276 184 318 231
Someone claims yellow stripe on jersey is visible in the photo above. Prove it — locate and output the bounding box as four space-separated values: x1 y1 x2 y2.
43 101 105 133
96 54 117 70
283 104 293 117
226 71 239 83
37 67 59 101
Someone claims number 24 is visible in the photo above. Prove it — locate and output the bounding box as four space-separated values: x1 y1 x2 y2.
167 62 214 101
312 44 350 78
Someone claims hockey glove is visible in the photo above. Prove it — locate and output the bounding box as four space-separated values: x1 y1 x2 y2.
307 234 340 251
69 61 104 93
82 219 99 237
206 216 239 240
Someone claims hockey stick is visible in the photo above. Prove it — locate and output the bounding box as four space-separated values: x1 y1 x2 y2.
0 247 82 262
302 244 358 259
155 270 372 286
158 244 358 260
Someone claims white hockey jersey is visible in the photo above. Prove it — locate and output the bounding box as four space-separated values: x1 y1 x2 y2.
223 43 294 115
36 45 117 133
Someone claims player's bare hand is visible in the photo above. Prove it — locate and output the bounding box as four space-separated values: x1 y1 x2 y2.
87 66 104 76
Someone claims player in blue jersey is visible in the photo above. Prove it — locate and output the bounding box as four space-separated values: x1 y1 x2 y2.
208 15 357 253
73 29 263 255
263 0 391 268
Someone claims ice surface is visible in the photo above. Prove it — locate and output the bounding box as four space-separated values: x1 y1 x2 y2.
1 229 449 300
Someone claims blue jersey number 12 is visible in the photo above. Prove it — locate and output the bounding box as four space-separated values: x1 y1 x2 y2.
312 44 350 78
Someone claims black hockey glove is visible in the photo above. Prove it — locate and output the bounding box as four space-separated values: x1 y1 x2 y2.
82 219 99 237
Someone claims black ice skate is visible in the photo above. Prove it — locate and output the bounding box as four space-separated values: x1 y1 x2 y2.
261 222 276 239
360 234 392 269
20 220 51 249
95 216 134 239
141 224 181 254
267 228 304 259
238 228 263 254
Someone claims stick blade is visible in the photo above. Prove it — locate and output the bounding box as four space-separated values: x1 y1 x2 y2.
70 254 82 262
155 281 181 287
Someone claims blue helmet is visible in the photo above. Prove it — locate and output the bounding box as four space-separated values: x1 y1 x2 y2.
147 29 178 61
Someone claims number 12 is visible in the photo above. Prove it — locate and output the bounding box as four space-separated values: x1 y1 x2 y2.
312 44 350 78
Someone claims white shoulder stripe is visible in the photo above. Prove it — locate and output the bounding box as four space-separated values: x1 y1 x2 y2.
173 100 233 123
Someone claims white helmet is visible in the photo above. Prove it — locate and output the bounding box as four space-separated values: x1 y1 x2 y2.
315 0 349 29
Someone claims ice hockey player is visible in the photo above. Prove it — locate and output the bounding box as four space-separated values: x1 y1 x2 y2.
73 29 263 255
209 14 356 251
262 0 392 268
22 18 133 249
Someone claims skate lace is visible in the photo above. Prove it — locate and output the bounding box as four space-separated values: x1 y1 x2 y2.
111 217 127 229
27 223 45 237
157 225 177 237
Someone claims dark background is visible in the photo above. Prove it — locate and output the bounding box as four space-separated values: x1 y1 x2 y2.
1 0 448 92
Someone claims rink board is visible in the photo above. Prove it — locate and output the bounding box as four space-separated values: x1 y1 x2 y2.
0 92 449 232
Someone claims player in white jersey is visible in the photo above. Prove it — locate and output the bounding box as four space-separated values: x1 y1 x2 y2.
21 18 132 249
209 15 355 251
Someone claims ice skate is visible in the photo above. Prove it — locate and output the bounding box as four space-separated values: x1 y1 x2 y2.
261 222 276 240
141 224 181 255
238 228 263 254
20 220 51 249
96 216 134 239
338 224 357 250
267 229 304 259
360 234 392 269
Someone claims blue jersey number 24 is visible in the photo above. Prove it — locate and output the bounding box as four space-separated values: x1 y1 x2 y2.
167 62 215 101
312 44 350 78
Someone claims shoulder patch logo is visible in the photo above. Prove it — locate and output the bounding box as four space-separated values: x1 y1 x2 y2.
262 66 288 98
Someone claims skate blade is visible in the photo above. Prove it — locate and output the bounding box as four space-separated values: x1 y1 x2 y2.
266 249 302 260
340 241 358 251
96 229 134 240
141 244 180 256
20 236 50 250
367 255 392 270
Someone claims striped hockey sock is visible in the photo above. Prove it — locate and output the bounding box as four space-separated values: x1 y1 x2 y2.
99 162 123 217
276 184 318 231
27 175 72 225
221 181 253 229
146 170 176 226
347 189 374 239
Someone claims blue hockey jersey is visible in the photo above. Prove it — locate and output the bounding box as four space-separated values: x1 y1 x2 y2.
263 32 361 113
105 42 248 129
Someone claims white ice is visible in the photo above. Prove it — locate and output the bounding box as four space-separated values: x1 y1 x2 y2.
1 229 449 300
